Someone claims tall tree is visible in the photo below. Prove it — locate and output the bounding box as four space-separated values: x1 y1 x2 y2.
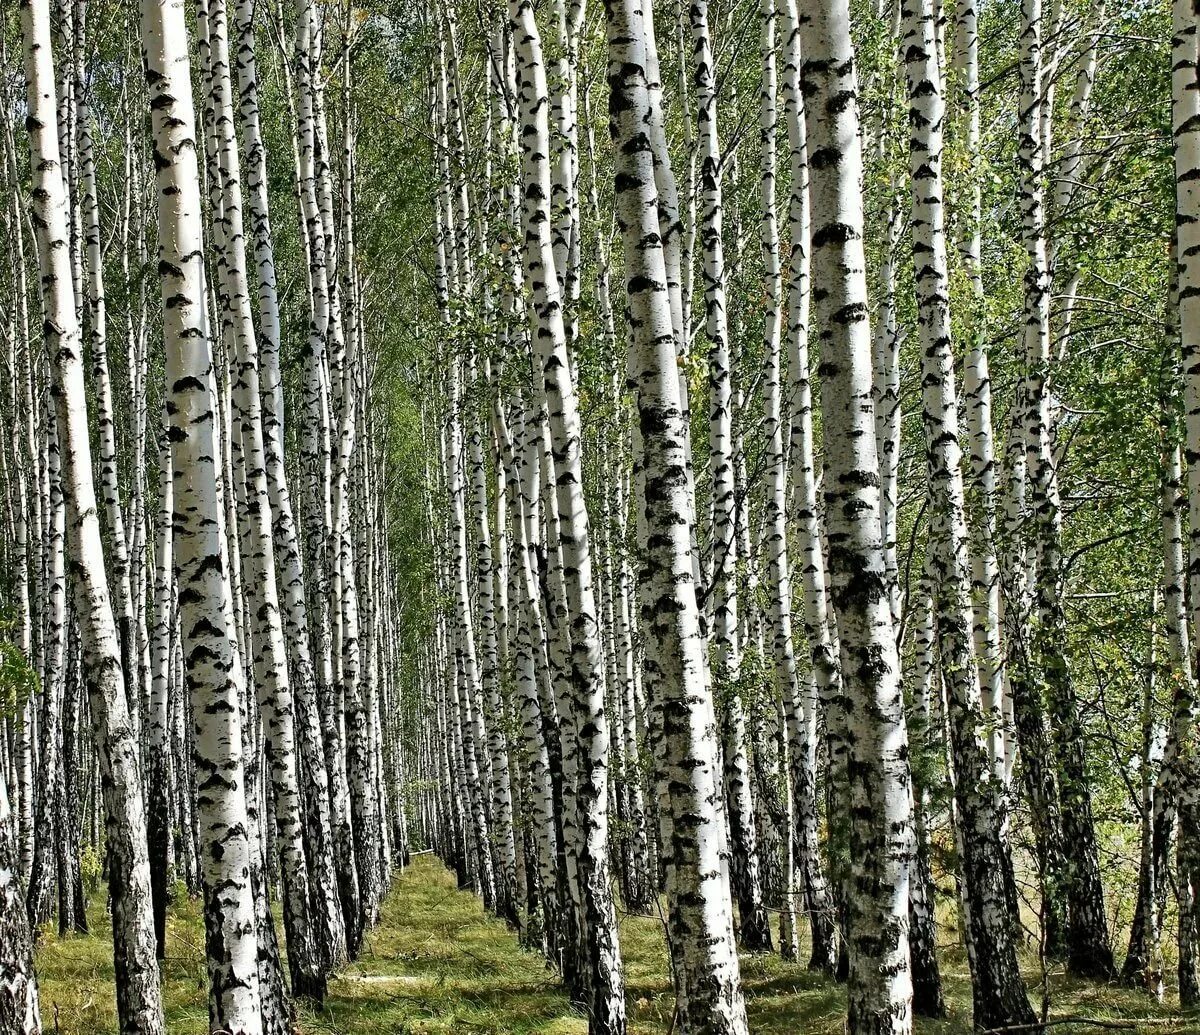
899 0 1036 1026
21 3 165 1032
799 1 914 1031
141 0 266 1025
689 0 771 953
603 1 750 1031
1018 0 1114 980
510 3 626 1030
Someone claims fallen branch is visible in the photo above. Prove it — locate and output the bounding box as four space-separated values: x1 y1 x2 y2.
981 1016 1186 1034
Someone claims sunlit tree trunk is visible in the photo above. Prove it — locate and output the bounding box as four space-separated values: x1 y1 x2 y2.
294 0 362 956
778 0 840 975
146 426 173 959
74 0 137 728
901 0 1036 1025
905 585 945 1018
952 0 1007 778
799 3 914 1030
1005 0 1071 961
0 769 39 1035
23 3 165 1031
1174 0 1200 1006
196 0 325 999
688 0 771 954
1019 0 1114 980
141 0 263 1023
237 0 346 972
511 5 625 1029
604 0 749 1030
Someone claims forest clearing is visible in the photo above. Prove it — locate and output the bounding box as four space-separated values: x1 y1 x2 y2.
2 0 1199 1032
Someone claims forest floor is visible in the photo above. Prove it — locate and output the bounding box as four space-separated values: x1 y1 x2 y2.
34 854 1195 1034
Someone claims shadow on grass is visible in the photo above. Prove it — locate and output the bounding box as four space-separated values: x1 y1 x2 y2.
31 855 1199 1035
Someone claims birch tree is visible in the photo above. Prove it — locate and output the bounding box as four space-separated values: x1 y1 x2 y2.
510 4 625 1029
21 3 165 1032
141 0 265 1024
799 2 913 1030
900 0 1035 1025
603 1 749 1029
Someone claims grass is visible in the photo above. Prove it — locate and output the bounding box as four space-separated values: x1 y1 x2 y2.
34 855 1196 1033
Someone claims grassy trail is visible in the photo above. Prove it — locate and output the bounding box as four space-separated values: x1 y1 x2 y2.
35 855 1191 1033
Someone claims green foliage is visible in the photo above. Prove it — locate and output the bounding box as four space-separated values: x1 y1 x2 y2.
0 614 38 722
79 846 104 897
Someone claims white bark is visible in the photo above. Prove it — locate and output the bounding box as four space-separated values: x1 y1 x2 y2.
901 0 1034 1022
23 3 164 1030
141 0 263 1023
603 0 748 1030
798 3 913 1030
510 6 625 1028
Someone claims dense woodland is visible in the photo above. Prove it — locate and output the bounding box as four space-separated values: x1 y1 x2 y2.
0 0 1194 1033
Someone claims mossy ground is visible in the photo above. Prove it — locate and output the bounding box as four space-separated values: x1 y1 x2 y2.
34 855 1194 1033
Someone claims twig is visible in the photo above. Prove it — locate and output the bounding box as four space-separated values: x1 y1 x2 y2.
981 1016 1186 1034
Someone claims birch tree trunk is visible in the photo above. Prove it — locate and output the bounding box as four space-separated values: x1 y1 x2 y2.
777 0 840 975
469 366 519 926
798 3 914 1030
1174 0 1200 1006
330 76 382 935
952 0 1008 778
689 0 771 954
900 0 1036 1025
0 769 39 1035
294 0 362 957
26 409 63 930
510 5 625 1029
22 4 165 1032
236 0 346 972
75 0 137 727
905 586 945 1019
1019 0 1114 980
1124 251 1191 985
147 425 173 959
496 399 562 953
1006 0 1071 960
196 0 324 999
604 0 749 1030
141 0 265 1024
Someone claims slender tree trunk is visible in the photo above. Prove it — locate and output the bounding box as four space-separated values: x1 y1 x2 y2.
237 0 346 973
1006 0 1070 961
688 0 771 954
196 0 325 999
1175 0 1200 1007
293 0 362 958
1019 0 1114 980
22 4 165 1031
141 0 265 1024
905 586 945 1019
901 0 1036 1025
510 5 625 1030
147 425 173 960
798 4 915 1031
0 769 40 1035
777 0 841 975
953 0 1008 780
603 1 749 1031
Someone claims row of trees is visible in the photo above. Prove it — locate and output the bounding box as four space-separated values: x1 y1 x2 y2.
0 0 410 1031
404 0 1200 1033
0 0 1195 1034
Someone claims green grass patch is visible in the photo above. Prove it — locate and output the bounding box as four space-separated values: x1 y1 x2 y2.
33 856 1194 1033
